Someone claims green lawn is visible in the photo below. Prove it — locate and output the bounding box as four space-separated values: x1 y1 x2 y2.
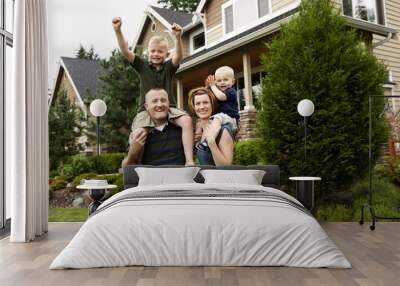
49 208 88 222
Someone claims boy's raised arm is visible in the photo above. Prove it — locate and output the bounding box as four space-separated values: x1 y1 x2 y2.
171 23 183 66
112 17 135 63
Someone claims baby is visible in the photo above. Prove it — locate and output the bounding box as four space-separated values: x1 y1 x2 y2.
196 66 240 146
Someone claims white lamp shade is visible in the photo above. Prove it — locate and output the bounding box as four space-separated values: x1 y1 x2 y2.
297 99 315 117
90 99 107 117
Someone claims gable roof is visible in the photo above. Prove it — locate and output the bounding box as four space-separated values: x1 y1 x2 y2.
61 57 104 100
132 5 201 51
49 57 106 109
150 6 194 27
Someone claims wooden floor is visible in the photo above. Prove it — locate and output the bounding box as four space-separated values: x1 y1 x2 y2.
0 222 399 286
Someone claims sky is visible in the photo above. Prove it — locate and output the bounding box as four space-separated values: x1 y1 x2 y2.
47 0 158 90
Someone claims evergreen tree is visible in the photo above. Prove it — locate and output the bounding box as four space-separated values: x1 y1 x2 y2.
257 0 388 195
157 0 200 13
85 49 140 152
75 44 99 60
49 91 85 170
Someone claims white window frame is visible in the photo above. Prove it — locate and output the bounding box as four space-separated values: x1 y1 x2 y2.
257 0 272 19
189 27 205 54
221 0 234 36
342 0 385 25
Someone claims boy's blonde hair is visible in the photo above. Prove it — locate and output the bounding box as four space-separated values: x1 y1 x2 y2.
148 35 169 50
215 66 235 79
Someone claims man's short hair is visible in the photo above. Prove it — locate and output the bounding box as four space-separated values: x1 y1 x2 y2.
144 88 169 102
148 36 169 49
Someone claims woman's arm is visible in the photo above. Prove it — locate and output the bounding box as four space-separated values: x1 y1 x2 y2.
207 129 234 166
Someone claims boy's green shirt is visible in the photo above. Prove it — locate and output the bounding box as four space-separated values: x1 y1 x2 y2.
131 56 179 112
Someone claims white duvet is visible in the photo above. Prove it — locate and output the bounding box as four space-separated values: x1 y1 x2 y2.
50 183 351 269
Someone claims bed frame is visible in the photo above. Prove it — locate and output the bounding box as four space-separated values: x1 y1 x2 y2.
123 165 280 190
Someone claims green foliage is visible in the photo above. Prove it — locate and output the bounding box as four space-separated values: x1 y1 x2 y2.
58 153 124 177
157 0 200 12
85 49 140 152
72 172 99 187
61 155 94 177
76 44 99 60
49 91 85 170
233 139 263 165
49 208 88 222
257 0 388 196
316 176 400 221
96 153 125 174
49 178 68 195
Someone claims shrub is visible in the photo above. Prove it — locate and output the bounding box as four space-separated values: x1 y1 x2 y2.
257 0 388 197
72 172 99 187
94 153 125 174
234 139 263 165
49 178 68 194
61 155 94 177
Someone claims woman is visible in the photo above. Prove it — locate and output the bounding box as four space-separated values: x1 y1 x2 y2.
188 87 234 166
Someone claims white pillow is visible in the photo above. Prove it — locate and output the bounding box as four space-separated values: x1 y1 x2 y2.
200 169 266 185
135 167 200 186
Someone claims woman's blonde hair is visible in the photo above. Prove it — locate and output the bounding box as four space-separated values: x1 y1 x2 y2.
187 87 217 116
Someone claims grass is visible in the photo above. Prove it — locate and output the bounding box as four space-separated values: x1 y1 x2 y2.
49 208 88 222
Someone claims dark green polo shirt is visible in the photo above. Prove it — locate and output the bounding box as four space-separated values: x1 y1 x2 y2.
131 56 179 112
142 123 185 165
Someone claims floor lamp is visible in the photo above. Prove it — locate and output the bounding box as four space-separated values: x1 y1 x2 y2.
297 99 315 161
89 99 107 171
359 95 400 230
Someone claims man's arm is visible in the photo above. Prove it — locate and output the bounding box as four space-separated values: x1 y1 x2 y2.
206 75 227 101
112 17 135 63
121 132 146 168
171 23 183 66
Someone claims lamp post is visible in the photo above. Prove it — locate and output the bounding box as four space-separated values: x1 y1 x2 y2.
89 99 107 170
297 99 315 161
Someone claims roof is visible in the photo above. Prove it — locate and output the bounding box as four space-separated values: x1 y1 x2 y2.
150 6 194 27
60 57 105 101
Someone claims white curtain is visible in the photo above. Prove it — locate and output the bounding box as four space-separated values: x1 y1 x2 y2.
7 0 49 242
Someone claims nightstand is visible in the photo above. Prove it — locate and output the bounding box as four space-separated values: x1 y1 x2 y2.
289 177 321 210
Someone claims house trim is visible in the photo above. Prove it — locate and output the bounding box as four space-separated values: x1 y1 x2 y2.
196 0 208 13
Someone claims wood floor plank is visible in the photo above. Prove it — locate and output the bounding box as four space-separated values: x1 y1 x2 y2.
0 222 399 286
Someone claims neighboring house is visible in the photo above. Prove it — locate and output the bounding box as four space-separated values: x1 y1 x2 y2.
49 57 105 151
133 0 398 140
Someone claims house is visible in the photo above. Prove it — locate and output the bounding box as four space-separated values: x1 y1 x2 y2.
133 0 399 140
49 57 106 151
49 57 105 114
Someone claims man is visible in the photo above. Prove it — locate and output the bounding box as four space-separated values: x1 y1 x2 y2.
121 88 185 167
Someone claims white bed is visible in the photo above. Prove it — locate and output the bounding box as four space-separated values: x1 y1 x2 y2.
50 182 351 269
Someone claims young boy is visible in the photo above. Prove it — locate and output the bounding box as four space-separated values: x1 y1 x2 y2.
196 66 239 143
112 17 194 166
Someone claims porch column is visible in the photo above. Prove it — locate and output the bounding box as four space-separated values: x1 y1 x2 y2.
242 53 255 111
176 78 184 109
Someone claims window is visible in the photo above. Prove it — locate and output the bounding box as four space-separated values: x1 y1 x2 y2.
192 32 205 51
1 0 14 231
343 0 385 25
258 0 270 18
222 2 234 35
189 29 205 54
